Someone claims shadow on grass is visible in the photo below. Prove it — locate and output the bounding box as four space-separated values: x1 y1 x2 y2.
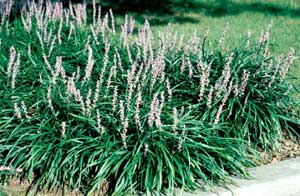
196 0 300 18
99 0 300 26
3 0 300 27
130 13 200 26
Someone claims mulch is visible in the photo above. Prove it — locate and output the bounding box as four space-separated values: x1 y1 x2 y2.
255 131 300 165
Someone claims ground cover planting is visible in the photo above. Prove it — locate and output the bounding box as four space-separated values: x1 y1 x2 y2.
0 1 299 195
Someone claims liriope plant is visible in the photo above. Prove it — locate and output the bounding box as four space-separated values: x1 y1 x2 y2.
0 0 299 195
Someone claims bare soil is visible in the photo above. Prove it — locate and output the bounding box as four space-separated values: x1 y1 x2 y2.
255 132 300 165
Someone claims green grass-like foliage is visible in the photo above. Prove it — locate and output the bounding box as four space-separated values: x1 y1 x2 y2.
0 1 299 195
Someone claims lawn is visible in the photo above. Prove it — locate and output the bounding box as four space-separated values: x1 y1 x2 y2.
123 0 300 54
120 0 300 83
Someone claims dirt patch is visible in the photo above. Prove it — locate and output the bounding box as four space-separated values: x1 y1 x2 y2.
256 132 300 165
0 177 109 196
0 180 83 196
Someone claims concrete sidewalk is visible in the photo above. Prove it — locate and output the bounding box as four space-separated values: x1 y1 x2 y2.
185 157 300 196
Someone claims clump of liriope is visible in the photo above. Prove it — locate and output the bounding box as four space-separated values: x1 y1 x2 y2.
0 0 299 195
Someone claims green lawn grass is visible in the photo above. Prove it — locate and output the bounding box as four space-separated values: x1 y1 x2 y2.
114 0 300 85
119 0 300 55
